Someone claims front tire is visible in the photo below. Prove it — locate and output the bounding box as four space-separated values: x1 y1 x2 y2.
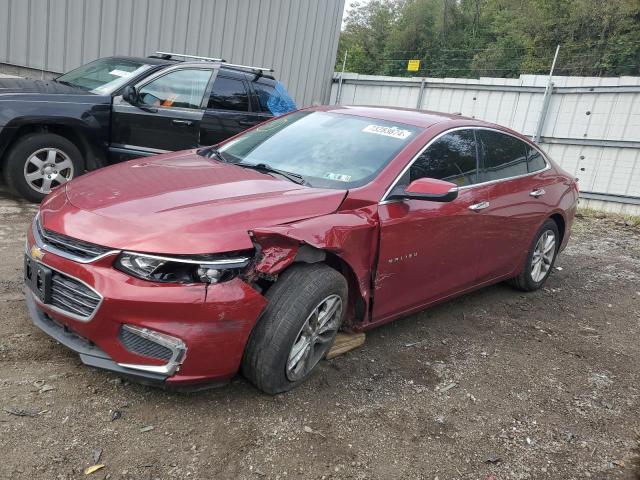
242 264 348 394
3 133 84 203
509 218 560 291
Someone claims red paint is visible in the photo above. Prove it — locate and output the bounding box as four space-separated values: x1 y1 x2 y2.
405 178 457 195
29 106 579 385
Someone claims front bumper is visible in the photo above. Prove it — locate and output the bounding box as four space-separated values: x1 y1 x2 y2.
25 293 168 386
25 224 268 387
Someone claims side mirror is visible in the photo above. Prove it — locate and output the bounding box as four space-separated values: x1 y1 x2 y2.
389 178 459 202
122 85 138 104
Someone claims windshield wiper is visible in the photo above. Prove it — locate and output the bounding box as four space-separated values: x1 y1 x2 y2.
238 163 308 185
54 79 80 88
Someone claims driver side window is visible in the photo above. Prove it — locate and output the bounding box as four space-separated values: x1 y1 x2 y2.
138 69 212 109
409 129 478 187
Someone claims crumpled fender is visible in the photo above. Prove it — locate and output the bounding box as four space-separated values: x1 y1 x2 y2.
249 206 379 326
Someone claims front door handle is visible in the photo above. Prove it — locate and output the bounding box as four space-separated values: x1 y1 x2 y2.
469 201 490 211
172 119 193 127
530 188 546 198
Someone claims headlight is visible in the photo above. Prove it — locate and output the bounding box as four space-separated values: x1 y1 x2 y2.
115 252 251 284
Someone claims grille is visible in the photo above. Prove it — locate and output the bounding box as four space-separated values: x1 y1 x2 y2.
37 217 112 261
119 327 173 361
50 272 101 319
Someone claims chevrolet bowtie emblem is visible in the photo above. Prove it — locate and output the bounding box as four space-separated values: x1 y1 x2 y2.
30 245 45 261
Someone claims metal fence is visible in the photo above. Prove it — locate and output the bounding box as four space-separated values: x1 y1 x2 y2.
331 72 640 214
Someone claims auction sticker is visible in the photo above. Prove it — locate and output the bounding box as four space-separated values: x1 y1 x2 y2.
324 172 352 182
362 124 413 140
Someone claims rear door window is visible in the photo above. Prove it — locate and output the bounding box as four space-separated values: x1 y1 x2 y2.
527 146 547 172
477 130 528 182
409 129 479 187
208 76 249 112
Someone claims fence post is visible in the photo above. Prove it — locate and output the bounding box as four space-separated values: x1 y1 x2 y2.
534 44 560 143
335 50 348 105
416 77 426 109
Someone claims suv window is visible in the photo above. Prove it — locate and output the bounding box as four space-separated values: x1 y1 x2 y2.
138 69 211 109
208 76 249 111
527 146 547 172
478 130 528 181
409 129 478 187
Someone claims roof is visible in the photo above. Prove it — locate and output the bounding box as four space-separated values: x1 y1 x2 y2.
313 105 477 128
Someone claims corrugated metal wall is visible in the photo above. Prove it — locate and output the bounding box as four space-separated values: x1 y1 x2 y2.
331 73 640 211
0 0 345 106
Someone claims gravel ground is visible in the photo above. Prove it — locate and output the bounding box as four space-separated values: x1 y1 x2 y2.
0 190 639 480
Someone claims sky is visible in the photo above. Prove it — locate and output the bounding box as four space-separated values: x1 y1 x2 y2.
342 0 372 28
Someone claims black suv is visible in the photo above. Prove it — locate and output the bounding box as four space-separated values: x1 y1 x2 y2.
0 53 296 202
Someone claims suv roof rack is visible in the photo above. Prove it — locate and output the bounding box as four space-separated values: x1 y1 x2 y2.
154 51 226 62
152 51 274 74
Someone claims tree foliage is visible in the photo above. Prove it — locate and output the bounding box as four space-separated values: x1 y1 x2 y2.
337 0 640 77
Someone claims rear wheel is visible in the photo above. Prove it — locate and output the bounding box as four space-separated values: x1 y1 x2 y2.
242 264 347 394
508 218 559 291
3 133 84 202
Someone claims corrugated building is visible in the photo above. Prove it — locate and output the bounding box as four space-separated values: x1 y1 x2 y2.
0 0 345 106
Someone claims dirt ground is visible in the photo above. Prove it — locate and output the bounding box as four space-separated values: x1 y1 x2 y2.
0 190 639 480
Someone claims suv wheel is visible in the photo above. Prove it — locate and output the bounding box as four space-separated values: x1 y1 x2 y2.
3 133 84 202
508 218 560 291
242 264 347 394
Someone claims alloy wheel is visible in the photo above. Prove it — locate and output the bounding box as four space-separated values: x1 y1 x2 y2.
23 148 74 194
286 294 343 381
531 230 556 282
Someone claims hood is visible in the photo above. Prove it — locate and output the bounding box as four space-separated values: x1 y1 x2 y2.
0 77 96 96
40 151 347 254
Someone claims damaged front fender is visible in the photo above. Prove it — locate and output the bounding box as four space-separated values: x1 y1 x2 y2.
249 206 379 328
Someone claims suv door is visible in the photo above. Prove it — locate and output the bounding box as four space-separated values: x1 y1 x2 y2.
110 68 212 158
199 73 270 146
474 129 551 282
373 129 493 323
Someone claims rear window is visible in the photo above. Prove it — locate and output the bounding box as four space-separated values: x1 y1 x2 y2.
253 81 297 116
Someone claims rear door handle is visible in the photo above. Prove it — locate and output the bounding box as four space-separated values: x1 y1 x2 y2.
469 201 490 211
172 119 193 127
530 188 546 198
238 120 256 127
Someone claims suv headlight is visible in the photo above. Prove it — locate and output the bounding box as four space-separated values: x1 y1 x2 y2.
115 252 251 284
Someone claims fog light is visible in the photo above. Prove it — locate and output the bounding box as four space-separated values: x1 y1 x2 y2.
117 325 186 376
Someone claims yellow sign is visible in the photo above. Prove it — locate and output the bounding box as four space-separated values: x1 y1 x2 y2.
407 59 421 72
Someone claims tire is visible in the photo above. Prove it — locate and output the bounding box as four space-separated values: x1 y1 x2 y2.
242 263 348 394
508 218 560 292
2 133 84 203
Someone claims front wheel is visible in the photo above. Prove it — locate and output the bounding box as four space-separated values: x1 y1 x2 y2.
508 218 560 291
3 133 84 202
242 264 347 394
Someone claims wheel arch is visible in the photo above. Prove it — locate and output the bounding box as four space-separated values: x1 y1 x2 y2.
549 212 566 247
0 121 106 170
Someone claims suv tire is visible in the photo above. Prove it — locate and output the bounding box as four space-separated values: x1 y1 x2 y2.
3 133 84 203
242 264 348 394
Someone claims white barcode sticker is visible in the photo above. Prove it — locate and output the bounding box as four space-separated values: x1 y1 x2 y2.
109 69 132 78
324 172 352 182
362 124 413 139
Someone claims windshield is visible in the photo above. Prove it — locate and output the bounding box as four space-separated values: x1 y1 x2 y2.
56 58 151 94
213 111 422 188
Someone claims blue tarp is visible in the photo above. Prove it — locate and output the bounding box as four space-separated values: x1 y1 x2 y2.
266 82 297 116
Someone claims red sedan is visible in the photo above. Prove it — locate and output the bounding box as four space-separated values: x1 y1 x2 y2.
24 106 578 394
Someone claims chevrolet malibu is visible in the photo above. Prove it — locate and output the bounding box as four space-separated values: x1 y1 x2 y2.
24 106 578 394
